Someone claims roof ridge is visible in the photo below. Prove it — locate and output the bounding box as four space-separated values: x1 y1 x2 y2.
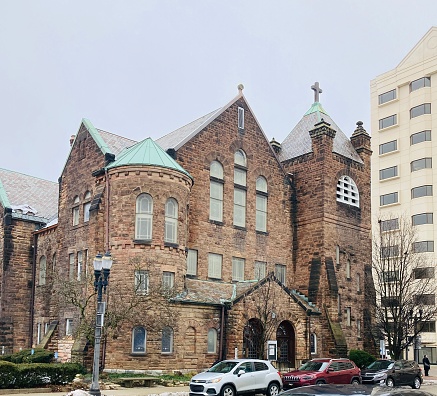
0 168 57 184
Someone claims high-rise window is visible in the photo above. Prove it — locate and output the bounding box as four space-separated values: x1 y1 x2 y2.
413 241 434 253
256 176 268 232
210 161 224 222
412 213 433 226
379 114 397 130
410 103 431 118
379 140 397 155
411 158 432 172
380 218 399 232
380 192 398 206
414 267 435 279
378 89 396 104
411 130 431 145
410 77 431 92
208 253 222 279
412 185 433 199
135 194 153 240
164 198 178 244
234 150 247 227
232 257 245 281
379 166 398 180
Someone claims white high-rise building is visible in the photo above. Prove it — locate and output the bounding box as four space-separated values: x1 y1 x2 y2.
371 27 437 360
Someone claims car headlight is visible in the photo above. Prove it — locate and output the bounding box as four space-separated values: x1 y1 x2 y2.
207 377 223 384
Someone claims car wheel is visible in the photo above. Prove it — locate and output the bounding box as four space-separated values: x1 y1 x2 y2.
221 385 235 396
412 376 421 389
386 377 395 387
267 383 280 396
315 380 326 385
350 378 360 385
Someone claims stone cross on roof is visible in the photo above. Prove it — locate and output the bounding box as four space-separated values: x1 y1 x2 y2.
311 82 322 103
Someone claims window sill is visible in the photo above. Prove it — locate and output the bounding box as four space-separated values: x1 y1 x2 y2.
133 239 152 245
379 123 398 132
161 352 174 356
380 175 400 183
233 225 247 231
164 242 179 249
256 230 269 236
209 219 224 226
130 353 146 357
378 98 398 107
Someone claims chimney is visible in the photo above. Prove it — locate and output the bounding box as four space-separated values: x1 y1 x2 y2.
70 135 75 146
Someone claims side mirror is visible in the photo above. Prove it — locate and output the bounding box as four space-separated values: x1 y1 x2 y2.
237 369 246 376
327 368 334 372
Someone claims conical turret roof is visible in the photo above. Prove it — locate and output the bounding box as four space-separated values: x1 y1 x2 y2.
106 137 192 179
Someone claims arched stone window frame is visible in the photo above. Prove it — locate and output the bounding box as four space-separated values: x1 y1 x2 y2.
39 256 47 286
132 326 147 354
207 328 218 353
135 193 153 241
310 333 317 354
72 195 80 226
83 191 92 222
234 149 247 228
336 175 359 207
161 326 174 354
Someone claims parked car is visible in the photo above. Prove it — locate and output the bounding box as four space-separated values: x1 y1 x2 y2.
384 359 423 389
281 383 434 396
189 359 282 396
361 359 394 384
281 358 361 388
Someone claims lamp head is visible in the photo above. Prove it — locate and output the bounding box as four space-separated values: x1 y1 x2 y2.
93 253 103 271
102 251 113 270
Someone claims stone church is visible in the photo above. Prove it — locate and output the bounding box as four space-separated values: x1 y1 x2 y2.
0 84 375 371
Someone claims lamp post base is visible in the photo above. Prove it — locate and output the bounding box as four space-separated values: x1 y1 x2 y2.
89 388 101 396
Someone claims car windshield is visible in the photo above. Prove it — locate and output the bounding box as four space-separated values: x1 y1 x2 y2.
366 360 393 370
208 361 238 373
298 361 329 372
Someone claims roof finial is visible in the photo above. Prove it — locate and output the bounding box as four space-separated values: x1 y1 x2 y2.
311 82 322 103
238 83 244 93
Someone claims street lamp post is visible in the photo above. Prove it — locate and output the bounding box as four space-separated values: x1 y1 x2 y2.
89 252 113 396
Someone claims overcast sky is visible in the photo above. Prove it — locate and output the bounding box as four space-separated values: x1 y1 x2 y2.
1 1 436 182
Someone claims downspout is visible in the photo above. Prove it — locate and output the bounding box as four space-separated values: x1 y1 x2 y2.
101 168 110 370
219 304 225 361
29 231 38 349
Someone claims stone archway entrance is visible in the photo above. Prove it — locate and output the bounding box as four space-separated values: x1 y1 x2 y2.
276 321 295 370
243 318 263 359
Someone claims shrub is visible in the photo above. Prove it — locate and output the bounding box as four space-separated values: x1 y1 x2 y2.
0 361 18 388
9 348 54 364
349 349 376 368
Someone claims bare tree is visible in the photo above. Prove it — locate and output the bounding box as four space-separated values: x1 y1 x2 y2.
373 215 437 360
54 253 181 343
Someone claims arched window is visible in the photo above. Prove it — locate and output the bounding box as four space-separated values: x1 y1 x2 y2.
256 176 268 232
39 256 47 286
132 326 146 354
207 328 217 353
72 196 80 226
162 326 174 353
210 161 224 222
234 150 247 227
310 333 317 354
135 194 153 240
336 176 359 207
83 191 92 222
52 253 56 272
165 198 178 243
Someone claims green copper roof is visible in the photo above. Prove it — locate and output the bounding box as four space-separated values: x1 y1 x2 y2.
82 118 112 155
106 137 192 179
304 101 329 117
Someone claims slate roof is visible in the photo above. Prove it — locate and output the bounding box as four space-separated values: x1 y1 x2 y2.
279 102 363 164
97 129 138 157
0 168 58 222
106 137 192 179
156 109 222 151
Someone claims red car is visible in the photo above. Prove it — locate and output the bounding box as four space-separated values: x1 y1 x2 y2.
282 358 361 388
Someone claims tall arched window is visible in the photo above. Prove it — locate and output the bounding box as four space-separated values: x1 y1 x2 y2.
165 198 178 243
132 326 146 354
83 191 92 222
207 328 217 353
162 326 174 353
72 196 80 226
336 176 359 207
234 150 247 227
39 256 47 286
256 176 268 232
135 194 153 240
310 333 317 354
210 161 224 222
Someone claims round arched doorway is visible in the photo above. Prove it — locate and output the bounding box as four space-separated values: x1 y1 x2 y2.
276 321 295 370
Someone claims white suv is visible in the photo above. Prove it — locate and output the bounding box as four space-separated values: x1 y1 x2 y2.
189 359 282 396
